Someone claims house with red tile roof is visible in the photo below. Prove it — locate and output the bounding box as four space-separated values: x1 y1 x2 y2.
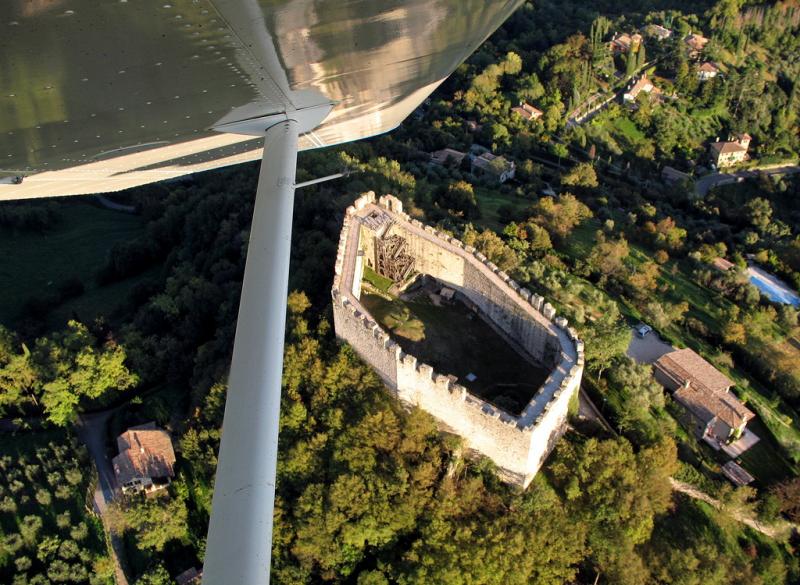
112 422 176 494
512 102 544 121
710 133 751 168
654 349 754 443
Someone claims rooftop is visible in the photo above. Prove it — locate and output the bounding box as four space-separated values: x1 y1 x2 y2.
674 383 754 430
512 102 543 121
655 349 755 429
472 152 514 175
656 348 734 394
112 423 176 486
710 141 747 155
684 32 709 51
698 61 720 73
430 148 467 166
712 257 735 272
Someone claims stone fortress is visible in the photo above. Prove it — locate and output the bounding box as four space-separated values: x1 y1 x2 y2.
332 192 584 487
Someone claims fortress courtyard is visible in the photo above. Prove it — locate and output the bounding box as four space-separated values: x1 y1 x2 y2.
360 275 549 415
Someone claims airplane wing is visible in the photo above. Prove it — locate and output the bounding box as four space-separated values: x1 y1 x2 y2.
1 0 522 199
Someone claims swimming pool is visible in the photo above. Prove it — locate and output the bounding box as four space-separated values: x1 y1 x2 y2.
748 265 800 307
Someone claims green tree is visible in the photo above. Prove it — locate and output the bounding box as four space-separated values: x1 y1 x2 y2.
135 564 171 585
437 181 480 219
462 225 519 272
580 302 631 379
107 495 188 552
561 162 598 188
529 194 592 240
35 321 138 425
587 232 630 280
550 437 677 584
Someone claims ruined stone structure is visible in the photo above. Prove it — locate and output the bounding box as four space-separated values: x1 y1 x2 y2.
332 192 585 487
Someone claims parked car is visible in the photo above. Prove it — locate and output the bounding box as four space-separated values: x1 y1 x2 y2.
635 323 652 338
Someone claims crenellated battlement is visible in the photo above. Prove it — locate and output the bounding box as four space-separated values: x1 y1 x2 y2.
332 192 584 487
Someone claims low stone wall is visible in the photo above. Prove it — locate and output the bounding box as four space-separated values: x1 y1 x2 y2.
332 192 584 487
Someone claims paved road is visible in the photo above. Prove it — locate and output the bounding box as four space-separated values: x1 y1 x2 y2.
626 330 673 365
695 164 800 197
76 411 129 585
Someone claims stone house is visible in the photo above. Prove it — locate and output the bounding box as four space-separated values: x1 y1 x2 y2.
623 75 662 103
654 348 754 443
712 257 735 272
511 102 543 121
684 32 709 57
697 61 720 81
430 148 467 167
471 151 515 184
610 32 643 53
709 133 750 168
112 422 176 494
661 166 691 184
645 24 672 41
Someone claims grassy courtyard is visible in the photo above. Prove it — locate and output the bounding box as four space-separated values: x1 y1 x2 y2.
361 291 549 414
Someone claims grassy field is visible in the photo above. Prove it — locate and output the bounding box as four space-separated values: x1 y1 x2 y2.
0 200 146 326
613 117 646 142
473 186 531 232
361 291 549 414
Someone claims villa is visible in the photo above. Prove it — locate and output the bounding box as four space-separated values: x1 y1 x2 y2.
710 133 751 168
430 148 467 167
645 24 672 41
623 75 662 103
697 62 720 81
654 349 755 445
469 145 515 184
610 32 643 53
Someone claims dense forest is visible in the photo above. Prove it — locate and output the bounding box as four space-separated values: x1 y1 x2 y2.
1 0 800 583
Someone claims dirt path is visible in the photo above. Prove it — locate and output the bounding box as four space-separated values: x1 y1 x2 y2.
670 478 796 540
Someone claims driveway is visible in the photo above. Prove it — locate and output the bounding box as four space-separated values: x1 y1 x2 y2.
76 411 117 511
626 330 673 364
76 411 129 585
695 164 800 197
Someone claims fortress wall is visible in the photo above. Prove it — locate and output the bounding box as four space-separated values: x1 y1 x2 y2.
526 361 583 473
400 226 467 285
395 353 534 483
332 192 586 488
392 224 558 366
332 295 399 388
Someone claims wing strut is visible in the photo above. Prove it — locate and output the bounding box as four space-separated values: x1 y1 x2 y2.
202 119 299 585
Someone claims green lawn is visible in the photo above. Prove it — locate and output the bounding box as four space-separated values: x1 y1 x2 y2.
473 187 531 232
612 117 646 142
735 416 797 486
0 200 146 325
560 217 601 260
363 265 393 293
361 291 549 414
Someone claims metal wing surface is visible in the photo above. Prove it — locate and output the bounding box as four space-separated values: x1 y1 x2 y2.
0 0 523 198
